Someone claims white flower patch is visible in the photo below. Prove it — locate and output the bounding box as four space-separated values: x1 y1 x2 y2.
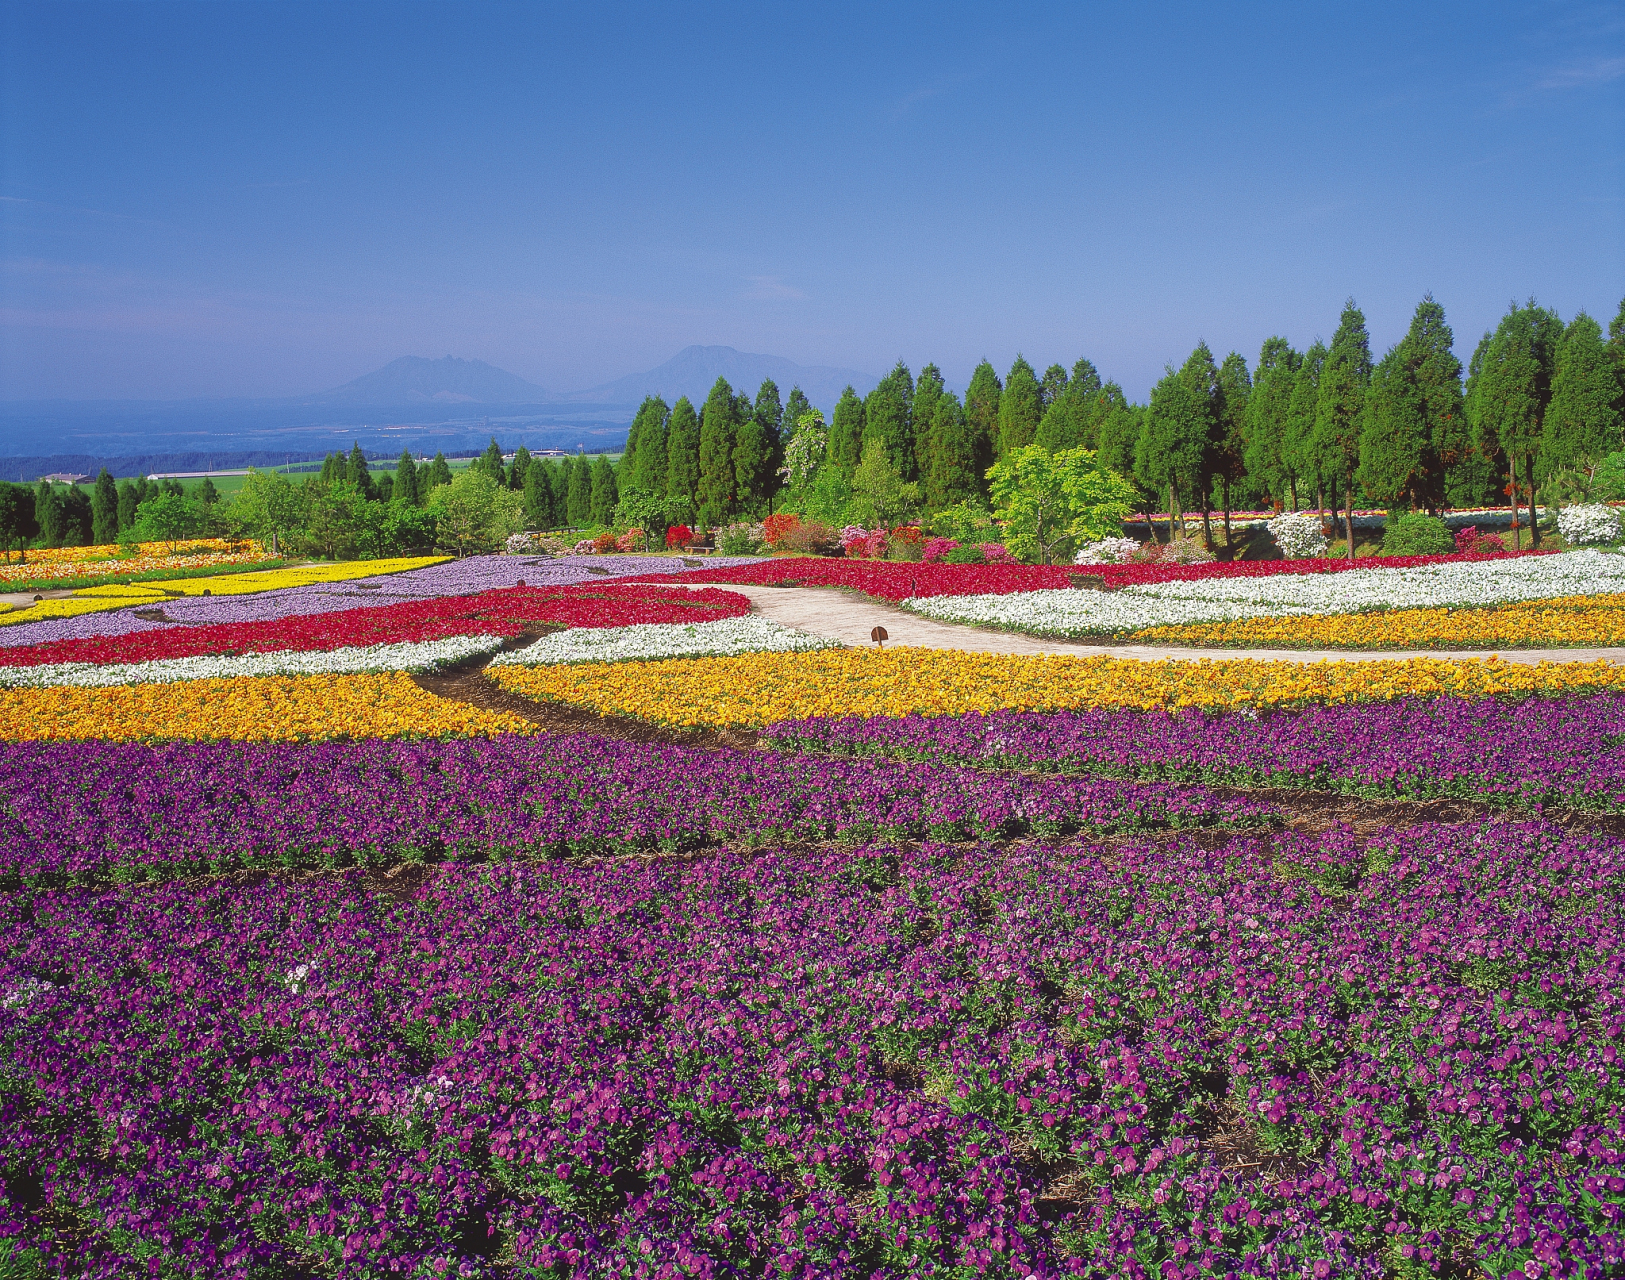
1558 504 1622 546
1073 537 1141 565
1267 513 1329 558
0 634 502 689
902 549 1625 638
489 615 840 666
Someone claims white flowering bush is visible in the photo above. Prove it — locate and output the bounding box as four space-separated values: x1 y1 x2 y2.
0 635 501 689
1558 504 1622 546
1267 512 1329 559
1073 537 1141 565
715 522 767 556
490 616 839 666
505 532 569 555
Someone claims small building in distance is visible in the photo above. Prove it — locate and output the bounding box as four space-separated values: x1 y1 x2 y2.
38 472 91 485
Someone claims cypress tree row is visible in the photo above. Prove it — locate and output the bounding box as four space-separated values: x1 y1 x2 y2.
911 365 946 482
589 455 618 525
1468 302 1563 548
1243 337 1301 509
862 362 915 479
627 397 670 496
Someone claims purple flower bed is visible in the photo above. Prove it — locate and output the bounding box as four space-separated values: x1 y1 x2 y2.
0 737 1262 886
0 555 759 648
763 695 1625 811
3 822 1619 1276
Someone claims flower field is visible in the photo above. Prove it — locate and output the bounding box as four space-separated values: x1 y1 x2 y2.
1 548 1623 1277
0 538 280 589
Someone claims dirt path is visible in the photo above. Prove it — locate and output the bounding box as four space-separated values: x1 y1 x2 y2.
656 582 1625 665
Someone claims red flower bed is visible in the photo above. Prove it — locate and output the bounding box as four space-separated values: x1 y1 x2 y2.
0 584 750 668
642 549 1555 602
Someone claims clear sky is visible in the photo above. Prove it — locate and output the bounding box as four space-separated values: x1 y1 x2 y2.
2 0 1621 403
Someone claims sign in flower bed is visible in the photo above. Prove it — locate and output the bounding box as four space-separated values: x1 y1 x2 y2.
490 647 1625 729
0 737 1260 886
0 584 751 669
648 548 1547 602
2 825 1618 1276
763 695 1625 810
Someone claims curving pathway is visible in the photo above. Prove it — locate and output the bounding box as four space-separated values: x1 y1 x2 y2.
651 582 1625 666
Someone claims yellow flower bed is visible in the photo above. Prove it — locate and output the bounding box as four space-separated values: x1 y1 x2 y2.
7 537 247 565
489 647 1625 729
1131 593 1625 649
0 672 528 742
0 543 278 585
0 555 449 627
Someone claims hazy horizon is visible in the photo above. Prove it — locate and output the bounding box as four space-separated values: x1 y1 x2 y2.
3 1 1621 405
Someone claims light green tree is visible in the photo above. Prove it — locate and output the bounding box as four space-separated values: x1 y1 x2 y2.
226 468 305 554
848 438 921 530
988 444 1138 564
427 467 524 556
131 490 203 553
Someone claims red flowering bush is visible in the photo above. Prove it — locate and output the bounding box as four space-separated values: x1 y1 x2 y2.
665 525 694 550
920 537 959 564
1454 525 1506 555
762 514 800 547
591 531 618 554
0 584 751 667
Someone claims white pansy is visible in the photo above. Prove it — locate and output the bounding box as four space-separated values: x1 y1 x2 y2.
489 615 839 666
903 549 1625 637
0 634 502 689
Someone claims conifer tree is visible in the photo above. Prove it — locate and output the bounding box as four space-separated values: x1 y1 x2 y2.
343 442 373 498
1468 301 1563 547
627 397 670 496
964 360 1002 475
1039 364 1069 410
663 396 701 516
1314 301 1374 559
117 480 140 530
394 450 419 506
862 361 915 479
912 364 946 481
1286 342 1327 512
523 458 552 528
997 356 1043 457
34 482 65 548
924 389 980 509
1092 385 1139 486
1137 365 1208 538
1211 351 1251 542
566 454 591 526
1608 297 1625 402
697 377 740 526
752 379 784 454
507 445 532 490
1358 295 1464 513
1243 337 1302 509
1542 311 1624 481
319 453 343 486
589 455 618 525
92 469 119 543
732 379 783 512
829 386 866 481
479 437 505 484
426 452 452 492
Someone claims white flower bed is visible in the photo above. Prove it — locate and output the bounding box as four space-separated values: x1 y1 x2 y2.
0 635 501 689
903 549 1625 638
489 615 839 666
1558 504 1622 546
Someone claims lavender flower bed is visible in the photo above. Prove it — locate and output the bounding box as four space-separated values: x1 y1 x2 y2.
3 822 1619 1276
0 555 757 648
0 737 1262 886
764 695 1625 810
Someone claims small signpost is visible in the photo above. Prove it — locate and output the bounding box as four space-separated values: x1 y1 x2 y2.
871 625 888 648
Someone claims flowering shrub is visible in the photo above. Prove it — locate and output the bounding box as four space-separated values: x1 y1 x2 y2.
920 536 959 563
761 512 800 546
503 532 569 555
1267 511 1329 558
839 525 888 559
590 530 618 554
614 527 644 552
1454 525 1506 555
571 538 596 554
1559 502 1623 545
1072 536 1140 565
665 524 695 550
715 521 766 555
977 541 1017 564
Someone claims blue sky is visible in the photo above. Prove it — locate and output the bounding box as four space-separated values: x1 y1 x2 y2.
2 0 1621 402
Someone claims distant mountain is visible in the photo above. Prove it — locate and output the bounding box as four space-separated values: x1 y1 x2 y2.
566 345 878 412
315 355 553 405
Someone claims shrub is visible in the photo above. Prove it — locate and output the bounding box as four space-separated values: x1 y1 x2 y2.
920 536 959 564
979 543 1018 565
1073 536 1141 565
591 530 618 553
1267 512 1329 559
943 543 986 564
1557 503 1622 546
716 522 766 556
615 528 645 552
775 518 837 555
762 513 799 547
1381 512 1453 556
1453 525 1505 555
665 525 694 550
840 526 889 559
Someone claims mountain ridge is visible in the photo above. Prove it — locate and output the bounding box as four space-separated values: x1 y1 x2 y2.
315 355 554 405
561 344 879 408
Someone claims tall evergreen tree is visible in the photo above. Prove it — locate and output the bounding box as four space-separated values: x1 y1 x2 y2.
1137 365 1209 536
963 360 1001 472
829 386 867 481
733 379 783 512
697 377 740 526
35 482 65 548
393 450 418 505
997 356 1043 457
1093 385 1139 485
425 453 452 492
663 396 701 516
1034 359 1101 453
565 454 592 526
59 486 92 546
1039 364 1069 410
1211 351 1251 542
752 379 784 452
345 442 375 499
523 457 553 528
1313 302 1374 558
117 480 140 530
911 365 946 482
923 389 979 510
1286 342 1327 512
1358 295 1465 513
1243 337 1302 509
1542 311 1623 481
319 453 343 486
862 361 915 480
479 437 505 484
1468 301 1563 547
1608 297 1625 403
627 397 670 496
507 445 532 490
589 455 618 525
92 469 119 543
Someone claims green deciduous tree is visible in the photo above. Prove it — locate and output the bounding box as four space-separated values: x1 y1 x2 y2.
862 361 915 480
848 438 922 530
92 469 119 543
1243 337 1302 509
427 467 523 556
664 396 701 519
0 483 38 562
697 376 740 526
829 386 866 481
781 387 810 477
987 445 1138 564
997 355 1043 458
226 469 305 554
1542 311 1623 482
131 490 201 553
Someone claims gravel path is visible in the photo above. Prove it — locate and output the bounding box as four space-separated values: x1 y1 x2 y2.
678 582 1625 665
